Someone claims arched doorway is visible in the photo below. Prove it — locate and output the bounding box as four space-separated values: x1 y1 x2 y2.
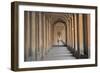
54 22 66 46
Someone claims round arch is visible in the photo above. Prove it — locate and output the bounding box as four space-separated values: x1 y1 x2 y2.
53 20 67 46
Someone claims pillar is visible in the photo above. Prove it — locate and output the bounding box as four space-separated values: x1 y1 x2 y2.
31 12 36 61
24 11 31 61
79 14 84 55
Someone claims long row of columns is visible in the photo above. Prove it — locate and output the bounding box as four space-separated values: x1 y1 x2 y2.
66 14 90 59
24 12 90 61
24 12 53 61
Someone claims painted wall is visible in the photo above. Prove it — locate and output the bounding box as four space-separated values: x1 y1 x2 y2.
0 0 99 73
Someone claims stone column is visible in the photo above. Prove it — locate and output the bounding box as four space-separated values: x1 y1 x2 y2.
76 14 80 58
46 17 49 53
35 12 39 60
43 14 46 58
72 14 76 54
38 12 43 60
79 14 84 55
48 17 52 48
24 11 31 61
69 19 72 48
31 12 36 61
67 20 69 46
71 15 74 49
83 14 90 58
87 15 90 57
74 14 78 52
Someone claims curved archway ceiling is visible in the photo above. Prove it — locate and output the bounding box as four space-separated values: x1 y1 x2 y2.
44 13 73 26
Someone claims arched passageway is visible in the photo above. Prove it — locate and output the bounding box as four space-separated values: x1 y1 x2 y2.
24 12 90 61
54 22 66 46
43 21 76 60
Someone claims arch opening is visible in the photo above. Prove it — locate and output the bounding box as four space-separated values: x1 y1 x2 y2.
53 22 66 46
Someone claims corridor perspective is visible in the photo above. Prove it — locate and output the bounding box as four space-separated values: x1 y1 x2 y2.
24 11 90 61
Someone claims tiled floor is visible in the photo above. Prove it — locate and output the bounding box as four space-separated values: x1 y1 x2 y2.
43 46 76 60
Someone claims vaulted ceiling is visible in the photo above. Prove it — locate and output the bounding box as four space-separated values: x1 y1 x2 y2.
44 12 74 26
